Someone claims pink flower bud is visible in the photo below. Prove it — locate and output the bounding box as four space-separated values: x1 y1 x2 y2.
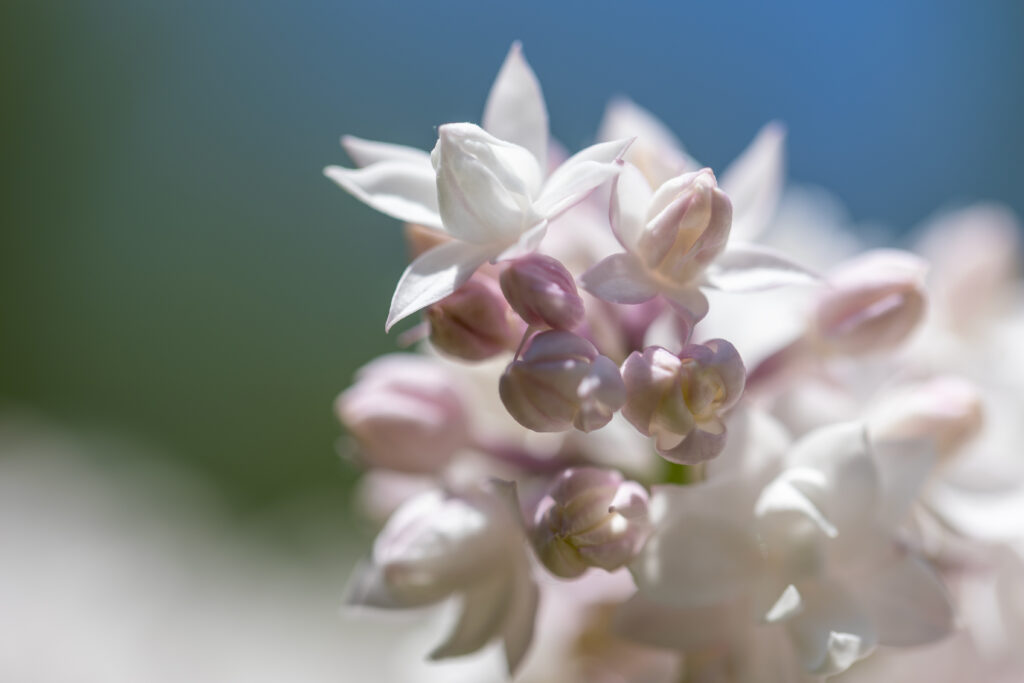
621 340 745 464
499 331 626 433
869 376 984 461
813 250 928 355
532 467 651 578
336 354 470 473
500 254 585 330
427 276 523 361
637 168 732 286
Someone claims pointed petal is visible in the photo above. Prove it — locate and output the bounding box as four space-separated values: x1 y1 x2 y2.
856 553 954 647
344 561 403 608
325 162 442 229
704 243 822 292
482 42 549 171
429 573 512 660
341 135 432 168
534 138 634 219
663 288 709 343
598 97 694 182
501 562 539 675
580 253 659 304
386 241 493 331
784 581 876 676
721 122 786 242
609 161 654 252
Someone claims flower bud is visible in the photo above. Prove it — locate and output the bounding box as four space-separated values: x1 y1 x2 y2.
336 354 469 473
427 275 523 361
812 250 928 355
621 340 745 464
499 331 626 433
500 254 585 329
637 168 732 286
869 376 984 461
532 467 651 578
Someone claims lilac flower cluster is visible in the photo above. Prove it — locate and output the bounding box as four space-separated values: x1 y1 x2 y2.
327 43 1024 682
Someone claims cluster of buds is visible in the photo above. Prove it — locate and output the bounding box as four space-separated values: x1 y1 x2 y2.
323 41 1023 683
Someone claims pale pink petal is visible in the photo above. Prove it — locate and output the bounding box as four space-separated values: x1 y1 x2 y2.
482 42 549 171
324 162 442 229
597 97 693 181
855 553 954 647
534 138 634 219
870 437 936 525
501 561 539 675
341 135 433 168
386 240 494 331
704 243 822 291
657 424 728 465
429 573 512 660
720 122 786 242
609 161 654 252
613 593 750 652
580 253 659 304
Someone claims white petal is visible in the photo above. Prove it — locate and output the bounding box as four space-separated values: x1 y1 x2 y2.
341 135 433 168
493 220 548 261
721 122 786 242
482 42 549 171
609 162 653 252
534 138 633 219
324 162 442 229
784 581 876 676
433 123 542 244
631 483 763 607
870 437 936 525
856 553 954 647
430 572 512 660
598 97 694 182
386 240 494 331
344 561 403 608
501 561 539 675
704 243 822 292
580 253 659 304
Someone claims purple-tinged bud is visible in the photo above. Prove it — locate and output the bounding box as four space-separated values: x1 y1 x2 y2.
869 376 984 461
621 340 745 464
336 354 470 474
532 467 651 578
427 276 523 361
812 250 928 355
499 331 626 433
638 168 732 286
500 254 585 330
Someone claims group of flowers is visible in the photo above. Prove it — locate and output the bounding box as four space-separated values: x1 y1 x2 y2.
326 43 1024 682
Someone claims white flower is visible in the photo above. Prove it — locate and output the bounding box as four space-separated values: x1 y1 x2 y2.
619 423 954 679
346 480 538 675
325 43 632 330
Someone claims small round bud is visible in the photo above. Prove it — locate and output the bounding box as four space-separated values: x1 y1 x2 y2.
621 340 745 464
500 254 585 330
427 276 522 361
499 331 626 433
813 250 928 355
532 467 651 578
336 355 470 473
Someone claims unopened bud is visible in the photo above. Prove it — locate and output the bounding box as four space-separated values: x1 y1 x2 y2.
336 355 470 473
621 340 745 464
813 250 928 355
500 254 585 330
532 467 651 578
499 331 626 433
427 276 522 361
637 168 732 286
869 376 984 461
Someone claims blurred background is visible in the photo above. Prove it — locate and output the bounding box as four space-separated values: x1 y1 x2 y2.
1 0 1022 679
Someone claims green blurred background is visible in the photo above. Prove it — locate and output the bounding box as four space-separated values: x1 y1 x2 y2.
2 1 1022 538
